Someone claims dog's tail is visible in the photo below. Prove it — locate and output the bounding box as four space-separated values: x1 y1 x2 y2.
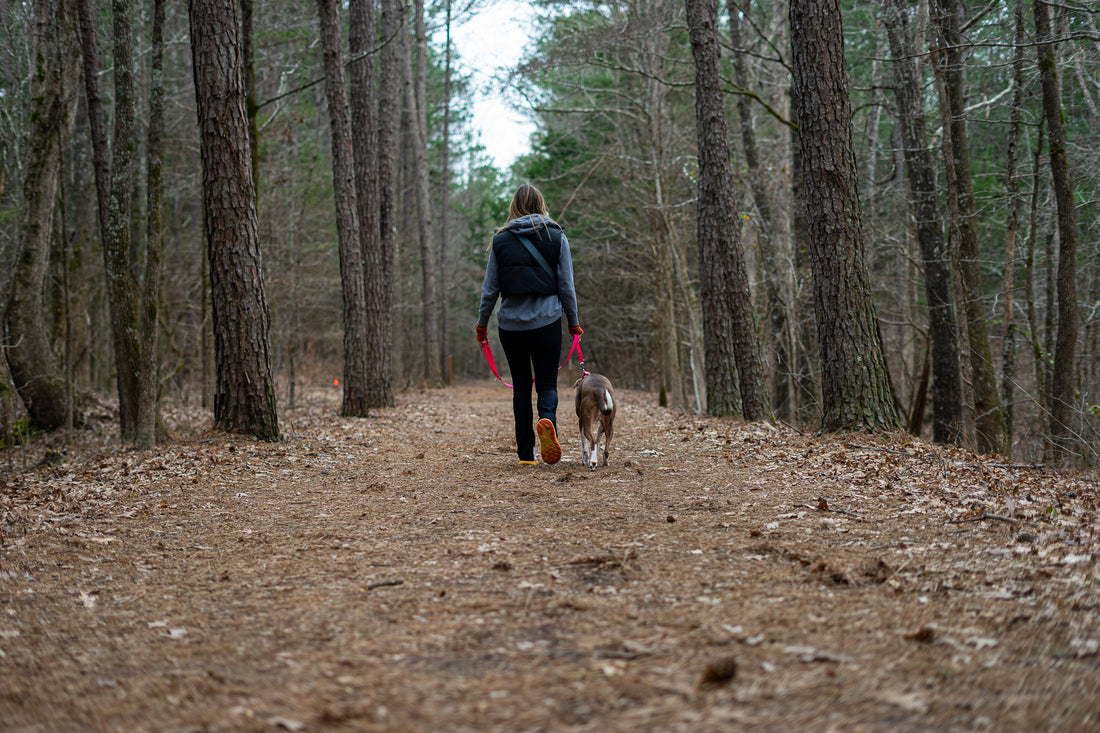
599 389 614 415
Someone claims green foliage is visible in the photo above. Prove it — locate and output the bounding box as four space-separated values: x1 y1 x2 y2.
0 417 39 448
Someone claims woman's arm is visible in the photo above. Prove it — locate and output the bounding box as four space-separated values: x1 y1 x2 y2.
557 233 580 326
477 246 501 327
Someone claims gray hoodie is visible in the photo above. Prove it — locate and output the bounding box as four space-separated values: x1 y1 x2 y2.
477 214 580 332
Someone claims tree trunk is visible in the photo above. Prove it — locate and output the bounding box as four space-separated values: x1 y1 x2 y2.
729 0 793 421
138 0 168 448
373 0 402 406
789 0 899 433
883 0 963 445
1034 0 1080 464
411 0 441 386
189 0 279 440
318 0 370 417
4 0 81 432
349 0 392 408
439 0 453 384
685 0 763 420
76 0 110 240
103 0 144 444
240 0 259 190
1024 117 1047 443
931 0 1006 455
999 0 1027 457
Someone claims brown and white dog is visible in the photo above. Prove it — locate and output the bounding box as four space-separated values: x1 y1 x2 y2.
574 373 616 469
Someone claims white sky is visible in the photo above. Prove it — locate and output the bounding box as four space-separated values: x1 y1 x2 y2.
445 0 538 170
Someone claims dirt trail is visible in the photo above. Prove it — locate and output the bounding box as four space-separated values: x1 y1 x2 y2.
1 382 1098 732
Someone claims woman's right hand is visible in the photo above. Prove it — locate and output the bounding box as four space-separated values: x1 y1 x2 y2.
476 323 488 343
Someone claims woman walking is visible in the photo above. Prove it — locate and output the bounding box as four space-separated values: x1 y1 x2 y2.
476 184 582 465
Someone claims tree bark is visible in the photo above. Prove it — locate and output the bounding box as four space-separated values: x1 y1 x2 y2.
686 0 763 420
240 0 259 190
883 0 963 445
189 0 280 440
138 0 168 448
4 0 81 432
1034 0 1080 464
729 0 793 421
76 0 110 241
999 0 1027 456
789 0 899 433
373 0 402 407
931 0 1006 454
439 0 453 384
318 0 371 417
349 0 391 408
103 0 144 444
77 0 161 446
411 0 441 386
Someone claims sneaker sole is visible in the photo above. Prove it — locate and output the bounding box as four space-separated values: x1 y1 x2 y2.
536 418 561 465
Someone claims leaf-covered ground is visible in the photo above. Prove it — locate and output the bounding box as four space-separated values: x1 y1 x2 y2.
2 382 1098 732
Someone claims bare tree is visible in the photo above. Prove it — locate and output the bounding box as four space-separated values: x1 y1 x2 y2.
189 0 279 439
348 0 390 411
372 0 403 407
789 0 898 433
410 0 442 386
999 0 1027 454
1034 0 1080 464
317 0 371 417
240 0 259 188
140 0 168 445
931 0 1006 454
76 0 164 447
686 0 763 419
883 0 963 445
729 0 794 421
439 0 453 384
5 0 81 432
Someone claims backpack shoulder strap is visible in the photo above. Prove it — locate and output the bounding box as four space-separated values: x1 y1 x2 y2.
514 234 555 280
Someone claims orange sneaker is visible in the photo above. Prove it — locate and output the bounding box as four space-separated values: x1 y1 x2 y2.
519 460 538 466
536 418 561 465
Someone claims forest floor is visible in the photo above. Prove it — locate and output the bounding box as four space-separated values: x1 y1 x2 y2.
1 380 1099 732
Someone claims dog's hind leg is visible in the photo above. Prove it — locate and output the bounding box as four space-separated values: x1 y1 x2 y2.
593 422 606 468
601 419 613 466
578 419 591 466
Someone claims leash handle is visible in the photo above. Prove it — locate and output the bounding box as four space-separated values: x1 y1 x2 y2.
481 332 587 388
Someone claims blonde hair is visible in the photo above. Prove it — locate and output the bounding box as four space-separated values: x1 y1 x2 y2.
508 184 549 220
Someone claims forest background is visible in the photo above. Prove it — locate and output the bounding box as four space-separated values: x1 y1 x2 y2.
1 0 1098 466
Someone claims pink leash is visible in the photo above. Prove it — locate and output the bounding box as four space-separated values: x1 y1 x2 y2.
481 333 587 388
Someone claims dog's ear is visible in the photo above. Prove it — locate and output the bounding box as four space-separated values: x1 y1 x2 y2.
573 377 583 388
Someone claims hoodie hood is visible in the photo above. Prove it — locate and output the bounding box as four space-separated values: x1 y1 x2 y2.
505 214 562 238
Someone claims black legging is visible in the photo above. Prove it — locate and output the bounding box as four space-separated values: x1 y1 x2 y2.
499 321 562 461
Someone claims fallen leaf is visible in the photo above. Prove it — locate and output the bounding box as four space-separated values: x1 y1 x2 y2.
698 655 738 687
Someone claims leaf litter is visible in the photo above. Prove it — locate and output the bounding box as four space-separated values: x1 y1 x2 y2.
1 382 1098 731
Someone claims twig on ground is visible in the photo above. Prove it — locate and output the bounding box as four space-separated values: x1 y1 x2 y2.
798 497 865 522
365 579 404 590
988 462 1044 470
846 443 912 456
947 512 1018 525
778 419 804 436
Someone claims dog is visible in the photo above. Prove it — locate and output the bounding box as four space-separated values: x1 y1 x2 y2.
574 373 616 469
